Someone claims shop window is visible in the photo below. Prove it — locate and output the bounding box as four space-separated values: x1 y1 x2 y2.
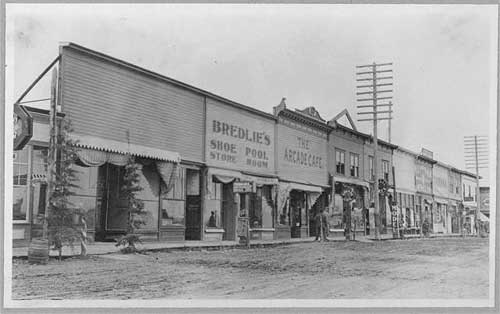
350 153 359 177
336 149 345 175
31 146 49 219
210 181 222 200
162 168 186 226
13 147 29 221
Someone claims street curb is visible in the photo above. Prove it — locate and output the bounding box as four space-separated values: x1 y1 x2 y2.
12 238 320 260
365 234 472 241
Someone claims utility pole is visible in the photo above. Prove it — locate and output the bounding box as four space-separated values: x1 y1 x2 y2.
356 62 393 240
464 135 488 236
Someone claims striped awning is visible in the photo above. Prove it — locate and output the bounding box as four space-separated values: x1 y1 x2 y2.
279 179 324 193
70 133 181 163
31 173 47 181
332 175 370 188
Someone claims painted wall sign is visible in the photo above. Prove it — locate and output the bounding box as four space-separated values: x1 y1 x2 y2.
277 121 328 186
13 104 33 151
206 99 275 173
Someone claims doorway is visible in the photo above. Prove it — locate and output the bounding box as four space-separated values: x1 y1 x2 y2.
185 169 201 240
290 190 305 238
221 183 236 240
96 164 128 241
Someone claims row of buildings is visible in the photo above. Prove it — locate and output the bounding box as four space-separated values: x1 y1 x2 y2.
12 43 486 246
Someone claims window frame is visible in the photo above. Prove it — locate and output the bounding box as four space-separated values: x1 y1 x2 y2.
382 160 390 182
335 149 345 175
30 145 49 219
13 145 32 223
349 153 359 177
368 155 374 181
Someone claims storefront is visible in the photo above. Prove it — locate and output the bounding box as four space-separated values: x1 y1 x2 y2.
58 43 207 242
395 191 417 234
432 163 450 234
204 98 277 241
274 104 329 239
330 177 369 238
12 107 58 247
393 148 419 234
70 140 182 242
327 116 370 238
415 152 436 233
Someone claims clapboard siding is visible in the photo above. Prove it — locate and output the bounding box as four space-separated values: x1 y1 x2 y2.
60 47 204 162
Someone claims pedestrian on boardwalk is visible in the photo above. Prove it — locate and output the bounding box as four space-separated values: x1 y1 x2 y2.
314 209 329 242
398 215 405 240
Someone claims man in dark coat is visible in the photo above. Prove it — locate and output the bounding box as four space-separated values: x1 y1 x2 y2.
315 209 329 242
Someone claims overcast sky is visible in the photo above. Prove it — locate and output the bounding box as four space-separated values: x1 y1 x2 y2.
6 4 497 185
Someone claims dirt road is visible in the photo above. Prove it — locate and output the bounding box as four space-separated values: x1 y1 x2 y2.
12 237 489 299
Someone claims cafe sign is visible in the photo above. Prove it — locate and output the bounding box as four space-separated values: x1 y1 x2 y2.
13 104 33 151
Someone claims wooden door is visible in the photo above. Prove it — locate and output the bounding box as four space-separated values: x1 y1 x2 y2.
185 169 201 240
105 164 128 233
222 183 235 240
185 195 201 240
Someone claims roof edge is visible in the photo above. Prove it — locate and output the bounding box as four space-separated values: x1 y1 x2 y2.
60 42 277 122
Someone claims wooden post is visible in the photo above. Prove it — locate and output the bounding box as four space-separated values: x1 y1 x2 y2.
42 67 58 239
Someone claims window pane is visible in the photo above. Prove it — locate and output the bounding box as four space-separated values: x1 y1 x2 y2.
13 186 28 220
186 170 200 196
13 164 28 186
162 199 185 226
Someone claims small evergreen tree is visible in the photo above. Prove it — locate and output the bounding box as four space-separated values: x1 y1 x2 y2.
115 156 146 253
46 119 86 260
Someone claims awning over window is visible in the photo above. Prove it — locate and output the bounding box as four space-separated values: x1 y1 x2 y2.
208 168 242 184
70 133 181 163
332 175 370 188
76 148 129 167
434 197 448 204
478 211 489 222
241 173 279 186
31 173 47 182
281 180 324 193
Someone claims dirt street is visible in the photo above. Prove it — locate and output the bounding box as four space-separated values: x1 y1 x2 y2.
12 237 489 299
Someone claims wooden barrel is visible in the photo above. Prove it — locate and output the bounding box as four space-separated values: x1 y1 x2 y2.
28 238 49 265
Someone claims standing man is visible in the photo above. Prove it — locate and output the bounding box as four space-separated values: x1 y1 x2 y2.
314 209 322 241
314 209 330 242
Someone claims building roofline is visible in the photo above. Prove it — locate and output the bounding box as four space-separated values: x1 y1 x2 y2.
417 154 437 164
60 42 277 122
278 108 331 132
22 105 65 117
457 169 481 179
